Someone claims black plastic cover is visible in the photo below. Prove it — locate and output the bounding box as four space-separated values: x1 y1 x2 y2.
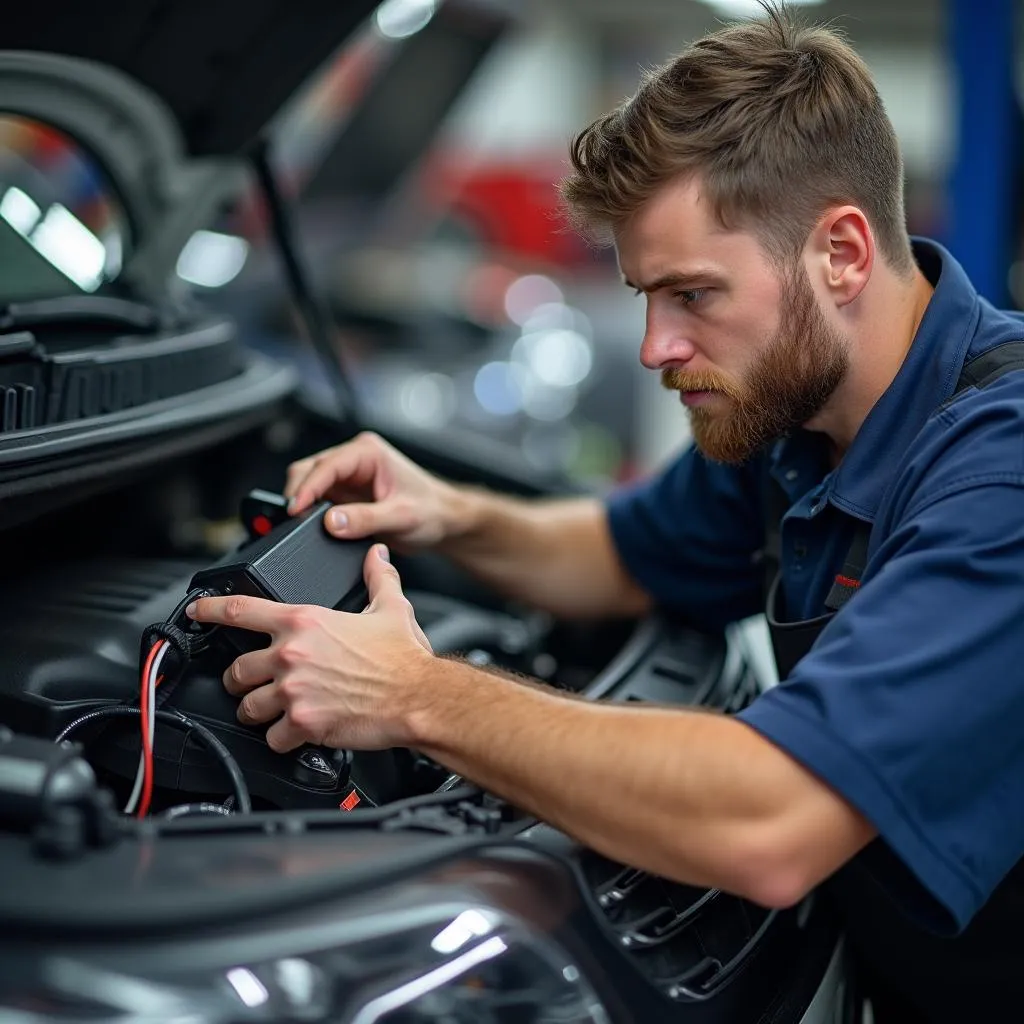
0 316 244 433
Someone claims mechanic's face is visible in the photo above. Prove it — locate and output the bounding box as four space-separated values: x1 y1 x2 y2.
616 177 849 463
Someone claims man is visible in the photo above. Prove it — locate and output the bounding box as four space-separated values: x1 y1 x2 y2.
189 7 1024 1021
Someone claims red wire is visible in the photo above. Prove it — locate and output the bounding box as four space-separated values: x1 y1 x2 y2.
137 640 166 820
137 642 159 819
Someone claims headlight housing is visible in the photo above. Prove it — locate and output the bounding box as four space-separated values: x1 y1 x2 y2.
0 838 612 1024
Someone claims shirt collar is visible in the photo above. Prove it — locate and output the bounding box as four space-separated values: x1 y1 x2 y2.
772 238 980 521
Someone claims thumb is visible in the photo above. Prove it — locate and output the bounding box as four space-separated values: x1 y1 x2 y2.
363 544 405 609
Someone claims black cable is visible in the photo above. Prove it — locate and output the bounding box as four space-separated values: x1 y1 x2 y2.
164 587 208 628
152 784 486 841
55 706 251 814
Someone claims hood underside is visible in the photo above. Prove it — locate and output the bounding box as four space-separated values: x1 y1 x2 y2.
2 0 379 155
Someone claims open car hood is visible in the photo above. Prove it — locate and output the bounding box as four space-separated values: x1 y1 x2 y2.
2 1 380 157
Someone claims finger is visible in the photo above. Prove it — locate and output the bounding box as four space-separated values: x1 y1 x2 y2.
222 649 277 696
187 594 286 634
236 682 285 726
284 456 318 503
291 440 379 514
363 544 406 609
323 500 416 539
264 715 309 754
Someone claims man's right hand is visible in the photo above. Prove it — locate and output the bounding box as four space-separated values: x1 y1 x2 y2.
284 432 464 552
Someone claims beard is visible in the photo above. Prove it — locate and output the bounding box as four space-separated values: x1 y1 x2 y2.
662 268 848 464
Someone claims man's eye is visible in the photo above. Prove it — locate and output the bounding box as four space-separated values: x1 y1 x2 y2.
674 288 708 307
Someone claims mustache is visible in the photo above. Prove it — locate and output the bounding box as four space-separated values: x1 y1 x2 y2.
661 368 742 400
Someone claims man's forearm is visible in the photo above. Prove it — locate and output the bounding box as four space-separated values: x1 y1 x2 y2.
438 490 650 620
407 658 875 907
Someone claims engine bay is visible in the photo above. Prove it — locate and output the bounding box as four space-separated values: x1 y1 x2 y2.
0 462 681 820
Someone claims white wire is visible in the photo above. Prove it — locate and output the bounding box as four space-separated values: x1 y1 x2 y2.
124 642 166 814
124 641 170 814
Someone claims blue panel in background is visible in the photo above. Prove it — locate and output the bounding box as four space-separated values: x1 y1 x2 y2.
945 0 1021 309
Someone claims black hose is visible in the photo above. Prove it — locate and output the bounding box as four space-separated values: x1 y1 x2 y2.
55 705 251 814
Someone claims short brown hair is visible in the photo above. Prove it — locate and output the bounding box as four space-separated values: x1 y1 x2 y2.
560 4 914 275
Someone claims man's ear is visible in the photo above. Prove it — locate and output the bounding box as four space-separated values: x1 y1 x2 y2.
808 207 873 308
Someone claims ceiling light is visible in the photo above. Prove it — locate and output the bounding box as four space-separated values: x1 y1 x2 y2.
698 0 825 16
374 0 436 39
225 968 269 1009
176 229 250 289
0 186 41 236
29 203 106 291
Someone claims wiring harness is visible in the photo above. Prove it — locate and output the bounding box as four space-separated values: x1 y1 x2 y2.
54 587 251 820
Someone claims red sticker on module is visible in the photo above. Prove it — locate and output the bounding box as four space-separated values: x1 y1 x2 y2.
340 789 361 811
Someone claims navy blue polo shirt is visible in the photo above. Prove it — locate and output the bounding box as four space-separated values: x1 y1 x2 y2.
607 238 1024 934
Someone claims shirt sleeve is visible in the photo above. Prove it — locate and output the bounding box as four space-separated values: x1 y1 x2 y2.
738 477 1024 934
605 446 765 629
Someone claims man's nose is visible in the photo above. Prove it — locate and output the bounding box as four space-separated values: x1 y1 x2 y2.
639 323 697 370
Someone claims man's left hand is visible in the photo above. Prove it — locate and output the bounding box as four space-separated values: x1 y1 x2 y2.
186 544 434 753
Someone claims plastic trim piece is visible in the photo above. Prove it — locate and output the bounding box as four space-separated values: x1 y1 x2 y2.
0 353 296 467
583 616 674 701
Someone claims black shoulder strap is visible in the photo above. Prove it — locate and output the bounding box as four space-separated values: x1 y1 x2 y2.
760 461 789 601
824 523 870 611
951 340 1024 398
767 340 1024 612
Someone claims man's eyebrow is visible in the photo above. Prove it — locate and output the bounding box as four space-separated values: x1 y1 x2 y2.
622 270 722 293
